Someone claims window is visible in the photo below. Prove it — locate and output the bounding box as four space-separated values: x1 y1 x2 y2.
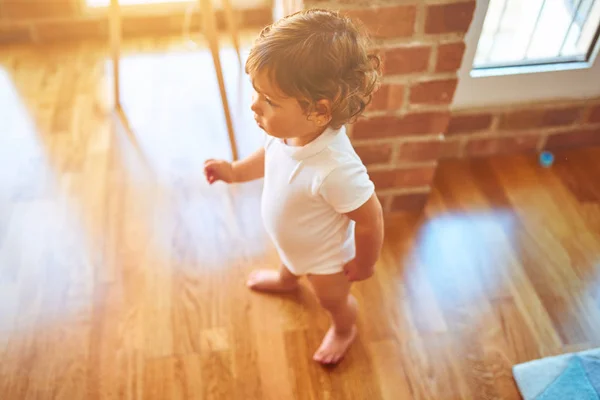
453 0 600 108
475 0 600 69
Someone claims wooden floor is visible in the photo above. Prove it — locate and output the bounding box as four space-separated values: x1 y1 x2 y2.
1 36 600 400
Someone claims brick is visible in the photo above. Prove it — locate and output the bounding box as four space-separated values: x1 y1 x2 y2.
398 111 451 135
355 143 393 166
440 138 463 159
391 193 430 212
397 139 442 162
545 127 600 150
499 107 582 131
425 2 476 34
436 42 466 72
370 166 437 190
536 107 582 126
368 84 405 111
353 111 451 139
369 85 389 111
588 105 600 123
397 138 461 162
410 79 458 105
354 116 400 139
383 46 431 75
345 5 416 39
447 113 493 135
465 135 540 157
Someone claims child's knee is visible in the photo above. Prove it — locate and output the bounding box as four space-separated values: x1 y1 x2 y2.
317 294 350 312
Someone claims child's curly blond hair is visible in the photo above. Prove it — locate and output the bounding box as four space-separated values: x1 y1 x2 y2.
245 9 382 129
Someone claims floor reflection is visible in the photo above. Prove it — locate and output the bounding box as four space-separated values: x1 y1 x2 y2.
412 210 517 320
0 67 96 334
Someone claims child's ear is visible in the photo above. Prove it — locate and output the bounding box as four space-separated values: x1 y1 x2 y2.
313 99 332 126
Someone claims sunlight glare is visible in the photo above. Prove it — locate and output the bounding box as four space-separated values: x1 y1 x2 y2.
0 67 96 332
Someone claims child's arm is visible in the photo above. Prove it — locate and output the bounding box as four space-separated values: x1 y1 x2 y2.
232 148 266 182
343 193 384 281
317 161 384 281
204 148 265 184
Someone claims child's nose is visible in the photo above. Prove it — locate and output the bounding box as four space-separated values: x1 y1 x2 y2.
251 95 261 115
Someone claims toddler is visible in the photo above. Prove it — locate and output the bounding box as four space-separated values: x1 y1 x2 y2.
204 9 384 365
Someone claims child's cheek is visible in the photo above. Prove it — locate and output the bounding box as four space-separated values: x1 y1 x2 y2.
263 114 274 130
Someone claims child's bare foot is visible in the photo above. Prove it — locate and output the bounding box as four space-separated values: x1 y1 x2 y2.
246 269 299 293
313 325 357 365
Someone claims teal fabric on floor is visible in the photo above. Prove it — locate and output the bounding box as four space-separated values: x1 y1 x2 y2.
582 356 600 394
535 357 599 400
513 348 600 400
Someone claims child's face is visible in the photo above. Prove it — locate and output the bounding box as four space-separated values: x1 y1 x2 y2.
250 70 326 142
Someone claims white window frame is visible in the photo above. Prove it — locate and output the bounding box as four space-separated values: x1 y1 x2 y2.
453 0 600 109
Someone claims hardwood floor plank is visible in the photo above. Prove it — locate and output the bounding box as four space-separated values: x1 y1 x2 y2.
284 329 323 400
1 36 600 400
452 330 502 400
402 255 449 335
467 159 514 208
198 351 235 400
144 354 208 400
228 296 264 399
399 334 472 400
253 329 295 400
492 298 541 364
369 340 413 400
553 148 600 203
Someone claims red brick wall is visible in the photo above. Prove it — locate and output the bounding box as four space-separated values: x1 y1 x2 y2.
447 99 600 158
306 0 476 213
307 1 600 213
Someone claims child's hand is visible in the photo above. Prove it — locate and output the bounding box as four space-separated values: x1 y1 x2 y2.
343 259 374 282
204 159 235 184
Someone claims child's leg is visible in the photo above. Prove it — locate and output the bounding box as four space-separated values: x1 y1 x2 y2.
247 264 300 292
307 272 357 364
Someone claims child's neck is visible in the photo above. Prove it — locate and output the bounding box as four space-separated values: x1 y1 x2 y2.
286 126 328 147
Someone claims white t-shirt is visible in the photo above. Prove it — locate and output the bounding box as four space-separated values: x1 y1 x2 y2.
261 126 375 275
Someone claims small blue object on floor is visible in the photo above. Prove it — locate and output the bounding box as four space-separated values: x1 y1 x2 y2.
513 348 600 400
539 151 554 168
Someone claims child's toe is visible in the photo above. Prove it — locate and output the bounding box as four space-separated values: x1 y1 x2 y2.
246 271 263 287
313 352 323 362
